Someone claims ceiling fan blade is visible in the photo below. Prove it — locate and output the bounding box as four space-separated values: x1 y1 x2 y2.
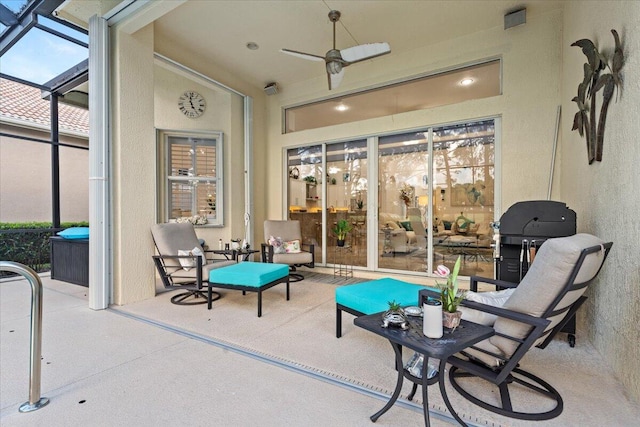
341 42 391 64
328 68 345 90
280 48 325 62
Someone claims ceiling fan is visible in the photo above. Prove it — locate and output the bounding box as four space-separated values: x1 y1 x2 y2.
281 10 391 90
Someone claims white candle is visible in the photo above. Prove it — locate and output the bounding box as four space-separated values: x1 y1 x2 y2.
423 299 443 338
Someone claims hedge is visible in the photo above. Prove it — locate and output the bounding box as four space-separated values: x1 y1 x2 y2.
0 222 89 276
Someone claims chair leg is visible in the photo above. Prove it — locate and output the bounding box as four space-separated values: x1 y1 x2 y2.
336 307 342 338
171 290 220 306
448 365 563 421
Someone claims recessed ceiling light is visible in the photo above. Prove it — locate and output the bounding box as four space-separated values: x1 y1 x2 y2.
335 103 349 112
246 42 259 50
460 78 474 86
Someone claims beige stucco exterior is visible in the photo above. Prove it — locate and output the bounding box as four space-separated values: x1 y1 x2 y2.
67 0 640 402
0 123 89 222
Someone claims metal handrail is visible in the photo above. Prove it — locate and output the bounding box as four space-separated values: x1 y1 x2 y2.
0 261 50 412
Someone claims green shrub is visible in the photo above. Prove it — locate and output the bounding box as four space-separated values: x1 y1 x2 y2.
0 222 88 275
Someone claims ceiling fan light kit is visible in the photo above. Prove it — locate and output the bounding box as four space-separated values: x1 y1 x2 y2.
281 10 391 90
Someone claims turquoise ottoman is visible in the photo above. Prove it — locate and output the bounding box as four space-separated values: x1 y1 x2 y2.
208 262 290 317
335 278 437 337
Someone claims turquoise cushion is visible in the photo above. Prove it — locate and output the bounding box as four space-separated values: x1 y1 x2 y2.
209 262 289 288
335 278 437 315
57 227 89 239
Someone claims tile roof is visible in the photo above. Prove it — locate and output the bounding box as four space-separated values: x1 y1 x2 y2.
0 78 89 135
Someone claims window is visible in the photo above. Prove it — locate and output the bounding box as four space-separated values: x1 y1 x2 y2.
160 131 224 226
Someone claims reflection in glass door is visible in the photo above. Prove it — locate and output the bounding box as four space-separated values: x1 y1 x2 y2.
378 132 430 273
325 140 367 267
287 145 323 263
432 120 495 277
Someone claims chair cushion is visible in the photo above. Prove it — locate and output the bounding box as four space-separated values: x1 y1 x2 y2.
264 220 302 242
336 278 436 315
272 251 312 264
491 233 606 357
151 223 203 269
177 246 205 271
58 227 89 239
209 262 289 288
459 288 515 325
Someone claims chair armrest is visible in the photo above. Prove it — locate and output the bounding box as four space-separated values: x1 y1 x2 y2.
469 276 518 292
261 243 274 263
301 243 315 262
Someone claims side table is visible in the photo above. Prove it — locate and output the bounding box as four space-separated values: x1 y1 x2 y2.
211 249 259 262
354 314 494 426
333 245 353 279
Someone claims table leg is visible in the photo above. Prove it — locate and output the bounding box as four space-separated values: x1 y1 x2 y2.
421 358 431 426
207 286 213 310
371 342 404 422
438 359 466 426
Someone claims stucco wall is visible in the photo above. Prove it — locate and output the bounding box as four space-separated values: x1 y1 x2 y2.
561 0 640 403
266 9 563 219
111 24 157 304
0 124 88 222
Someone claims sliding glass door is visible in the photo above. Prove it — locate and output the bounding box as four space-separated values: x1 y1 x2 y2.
285 118 496 277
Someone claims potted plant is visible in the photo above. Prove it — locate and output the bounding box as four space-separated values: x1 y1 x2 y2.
356 199 364 210
381 300 409 330
303 175 317 184
434 256 466 330
332 219 352 247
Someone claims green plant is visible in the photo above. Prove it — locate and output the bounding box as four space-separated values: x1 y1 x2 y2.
332 219 352 240
356 199 364 209
434 256 466 313
303 175 317 184
387 300 402 312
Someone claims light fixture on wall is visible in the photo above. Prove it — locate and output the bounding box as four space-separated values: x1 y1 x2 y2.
460 78 474 86
440 189 446 201
335 102 349 112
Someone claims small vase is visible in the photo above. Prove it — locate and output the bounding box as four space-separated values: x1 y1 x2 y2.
442 310 462 330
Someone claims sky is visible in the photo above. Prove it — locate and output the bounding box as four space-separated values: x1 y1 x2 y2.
0 2 88 86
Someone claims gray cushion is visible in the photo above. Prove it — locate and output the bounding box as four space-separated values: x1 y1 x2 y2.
264 220 302 242
490 233 606 357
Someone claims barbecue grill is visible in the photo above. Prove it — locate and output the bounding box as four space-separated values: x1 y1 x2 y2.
494 200 578 345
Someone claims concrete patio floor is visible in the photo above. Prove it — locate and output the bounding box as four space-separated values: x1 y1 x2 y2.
2 272 639 426
1 274 450 426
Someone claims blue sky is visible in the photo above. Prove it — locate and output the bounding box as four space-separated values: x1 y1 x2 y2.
0 4 88 86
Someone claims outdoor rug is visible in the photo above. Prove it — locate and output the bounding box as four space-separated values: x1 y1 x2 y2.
116 271 639 426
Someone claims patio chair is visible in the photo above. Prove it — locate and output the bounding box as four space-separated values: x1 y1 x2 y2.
261 220 314 282
151 223 236 305
429 233 612 420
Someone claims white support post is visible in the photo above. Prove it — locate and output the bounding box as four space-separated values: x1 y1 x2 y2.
88 15 111 310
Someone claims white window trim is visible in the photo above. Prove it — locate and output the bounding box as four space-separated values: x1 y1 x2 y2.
158 129 224 227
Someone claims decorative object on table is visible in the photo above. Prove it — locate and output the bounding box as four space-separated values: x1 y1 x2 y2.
230 238 241 250
571 29 624 163
355 199 364 210
332 219 353 247
423 298 443 338
434 256 466 331
404 352 438 379
381 300 409 330
404 306 422 317
399 183 414 207
303 175 317 184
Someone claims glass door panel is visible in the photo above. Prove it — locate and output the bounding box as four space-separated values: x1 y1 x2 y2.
287 146 323 263
432 120 495 277
326 140 367 267
378 132 430 273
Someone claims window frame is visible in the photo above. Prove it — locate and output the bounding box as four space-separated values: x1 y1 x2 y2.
158 129 224 227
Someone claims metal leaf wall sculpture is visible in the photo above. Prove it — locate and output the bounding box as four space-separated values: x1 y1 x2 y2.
571 29 624 163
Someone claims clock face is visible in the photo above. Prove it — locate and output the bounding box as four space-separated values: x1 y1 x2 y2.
178 91 206 118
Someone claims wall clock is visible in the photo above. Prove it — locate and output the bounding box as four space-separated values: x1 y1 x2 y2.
178 91 206 118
